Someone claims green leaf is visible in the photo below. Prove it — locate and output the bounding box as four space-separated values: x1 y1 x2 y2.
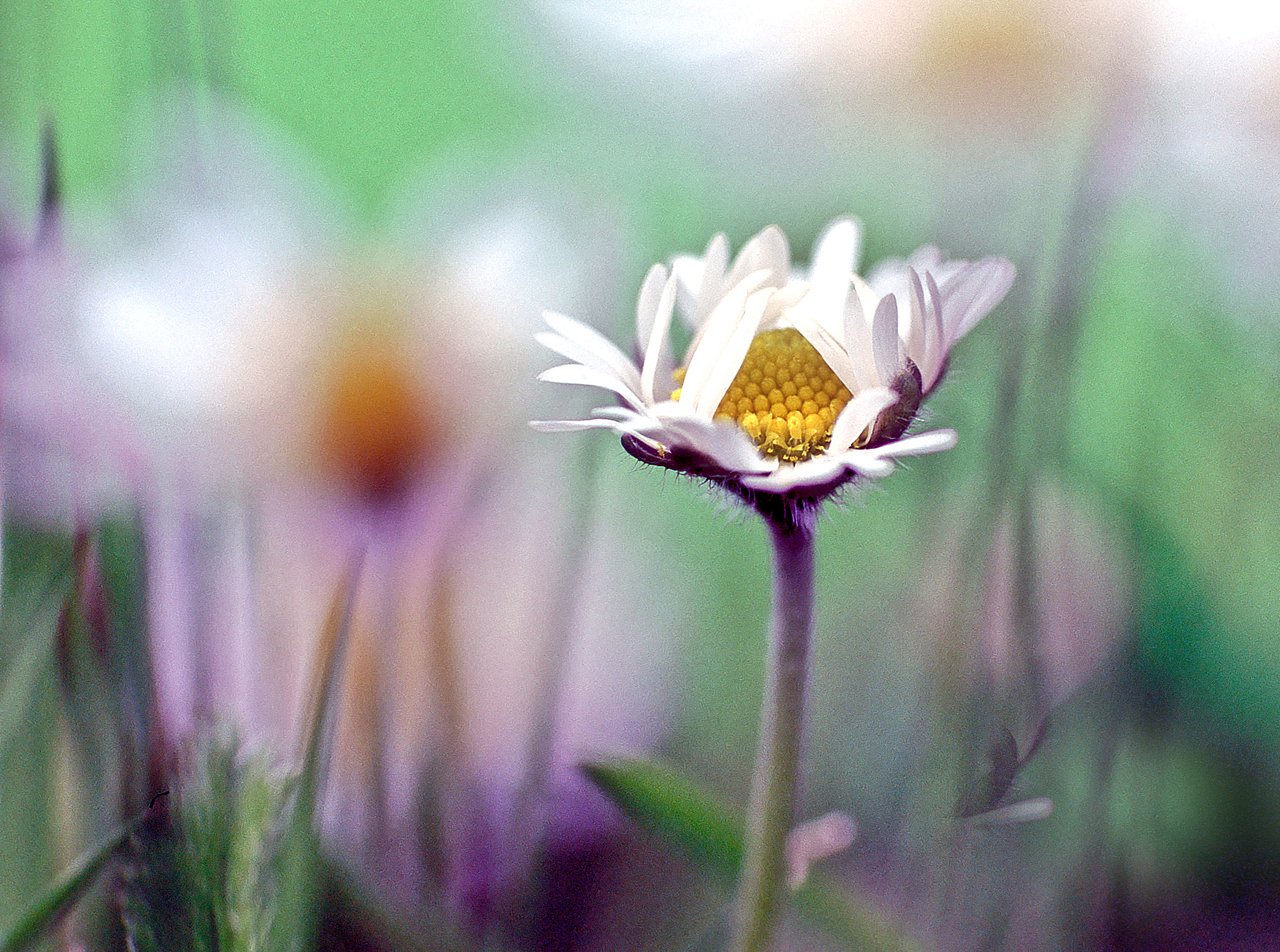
0 534 74 757
0 594 61 766
582 758 743 878
583 757 924 952
0 529 75 935
97 518 156 761
0 819 135 952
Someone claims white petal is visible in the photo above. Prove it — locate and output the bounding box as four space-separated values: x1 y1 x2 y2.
530 408 668 445
909 245 947 273
921 272 946 390
684 232 730 329
874 428 958 458
787 302 862 395
850 275 883 332
591 405 665 429
824 449 897 478
534 331 621 375
829 386 898 453
806 217 861 316
844 275 882 386
650 403 774 474
739 456 850 493
635 263 669 348
640 268 678 406
541 311 642 395
538 363 644 409
759 280 811 331
940 257 1015 345
671 255 703 329
871 293 901 385
679 270 771 411
530 417 631 433
725 224 789 293
695 284 773 418
903 268 927 366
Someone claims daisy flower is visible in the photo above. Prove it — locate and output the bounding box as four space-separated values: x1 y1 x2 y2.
534 217 1014 500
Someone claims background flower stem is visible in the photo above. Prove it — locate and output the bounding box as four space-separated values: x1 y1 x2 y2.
730 505 816 952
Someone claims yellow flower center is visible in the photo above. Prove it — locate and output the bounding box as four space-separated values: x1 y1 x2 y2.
675 328 853 464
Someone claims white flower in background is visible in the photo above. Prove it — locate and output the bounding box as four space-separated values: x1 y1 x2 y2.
529 0 1128 123
1131 0 1280 316
3 94 682 934
534 218 1013 497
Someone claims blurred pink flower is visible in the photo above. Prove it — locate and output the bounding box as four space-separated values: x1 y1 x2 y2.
921 476 1131 749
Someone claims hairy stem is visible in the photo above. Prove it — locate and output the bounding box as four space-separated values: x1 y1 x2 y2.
730 507 817 952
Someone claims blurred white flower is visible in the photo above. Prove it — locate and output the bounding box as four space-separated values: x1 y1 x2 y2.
531 0 1129 125
534 217 1012 497
3 92 681 934
1144 0 1280 91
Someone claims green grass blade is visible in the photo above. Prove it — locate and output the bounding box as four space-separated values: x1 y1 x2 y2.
582 758 743 877
0 603 59 761
0 544 73 756
0 820 136 952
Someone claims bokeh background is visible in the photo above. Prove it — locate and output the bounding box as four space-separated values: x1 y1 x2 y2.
5 0 1280 949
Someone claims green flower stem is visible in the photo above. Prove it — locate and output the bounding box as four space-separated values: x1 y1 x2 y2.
730 508 817 952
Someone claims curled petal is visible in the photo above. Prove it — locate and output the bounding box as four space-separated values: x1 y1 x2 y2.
787 299 862 395
920 272 946 391
826 449 897 478
650 403 775 474
635 263 669 354
725 224 790 294
940 257 1016 345
873 428 958 458
870 293 901 385
677 231 730 329
695 284 773 418
542 311 641 394
903 268 927 367
639 267 678 405
680 270 771 410
537 363 644 410
739 455 848 493
829 386 898 454
529 417 631 433
806 217 861 317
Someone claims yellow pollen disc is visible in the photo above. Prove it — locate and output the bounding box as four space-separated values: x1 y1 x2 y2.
710 328 853 463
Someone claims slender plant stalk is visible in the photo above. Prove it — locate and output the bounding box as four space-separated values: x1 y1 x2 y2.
730 508 817 952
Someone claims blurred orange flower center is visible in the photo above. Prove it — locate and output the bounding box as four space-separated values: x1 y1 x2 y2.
315 335 435 502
